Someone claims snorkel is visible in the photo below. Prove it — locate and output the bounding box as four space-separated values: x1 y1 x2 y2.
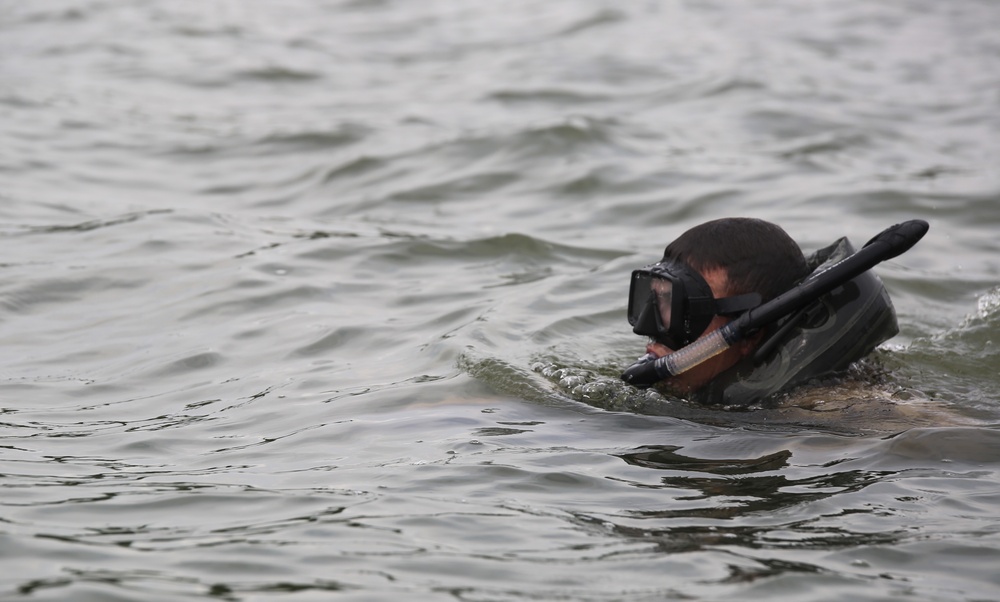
621 219 929 387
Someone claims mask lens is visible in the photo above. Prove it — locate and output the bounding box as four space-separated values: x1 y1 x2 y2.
628 270 675 343
651 278 672 330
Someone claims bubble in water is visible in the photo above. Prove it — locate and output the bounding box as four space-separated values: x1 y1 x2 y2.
559 375 586 390
977 287 1000 318
579 381 610 402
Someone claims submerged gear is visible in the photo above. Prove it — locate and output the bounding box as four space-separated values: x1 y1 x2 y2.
690 237 899 407
627 259 761 350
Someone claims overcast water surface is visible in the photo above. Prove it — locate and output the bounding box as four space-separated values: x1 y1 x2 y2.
2 1 1000 600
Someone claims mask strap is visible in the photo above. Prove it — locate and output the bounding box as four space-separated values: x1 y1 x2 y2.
713 292 762 316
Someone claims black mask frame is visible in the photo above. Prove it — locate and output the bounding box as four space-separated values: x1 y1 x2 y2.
628 259 761 350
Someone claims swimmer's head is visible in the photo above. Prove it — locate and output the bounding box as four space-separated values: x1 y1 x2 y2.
627 218 810 393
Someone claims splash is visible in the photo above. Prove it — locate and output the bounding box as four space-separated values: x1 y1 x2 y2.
894 287 1000 413
531 360 673 414
528 353 963 434
974 286 1000 323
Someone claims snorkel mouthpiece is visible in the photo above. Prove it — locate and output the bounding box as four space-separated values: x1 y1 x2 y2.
620 219 930 388
621 325 742 387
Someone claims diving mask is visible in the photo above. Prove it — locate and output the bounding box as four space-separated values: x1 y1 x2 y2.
627 259 761 350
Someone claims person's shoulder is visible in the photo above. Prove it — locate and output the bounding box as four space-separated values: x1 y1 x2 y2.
764 382 969 434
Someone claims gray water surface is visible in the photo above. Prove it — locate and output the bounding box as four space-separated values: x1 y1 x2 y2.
2 1 1000 600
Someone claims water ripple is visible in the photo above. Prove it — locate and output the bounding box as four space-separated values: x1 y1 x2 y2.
2 0 1000 599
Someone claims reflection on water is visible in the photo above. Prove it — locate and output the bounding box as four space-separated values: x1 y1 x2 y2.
614 445 886 525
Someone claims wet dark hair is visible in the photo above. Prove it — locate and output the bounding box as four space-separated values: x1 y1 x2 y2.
663 217 809 302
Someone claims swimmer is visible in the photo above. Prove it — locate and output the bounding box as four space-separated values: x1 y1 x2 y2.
621 217 928 408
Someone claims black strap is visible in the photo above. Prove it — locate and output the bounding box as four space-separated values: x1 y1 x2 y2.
713 292 762 316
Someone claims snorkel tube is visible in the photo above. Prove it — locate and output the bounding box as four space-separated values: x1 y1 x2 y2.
621 219 929 387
